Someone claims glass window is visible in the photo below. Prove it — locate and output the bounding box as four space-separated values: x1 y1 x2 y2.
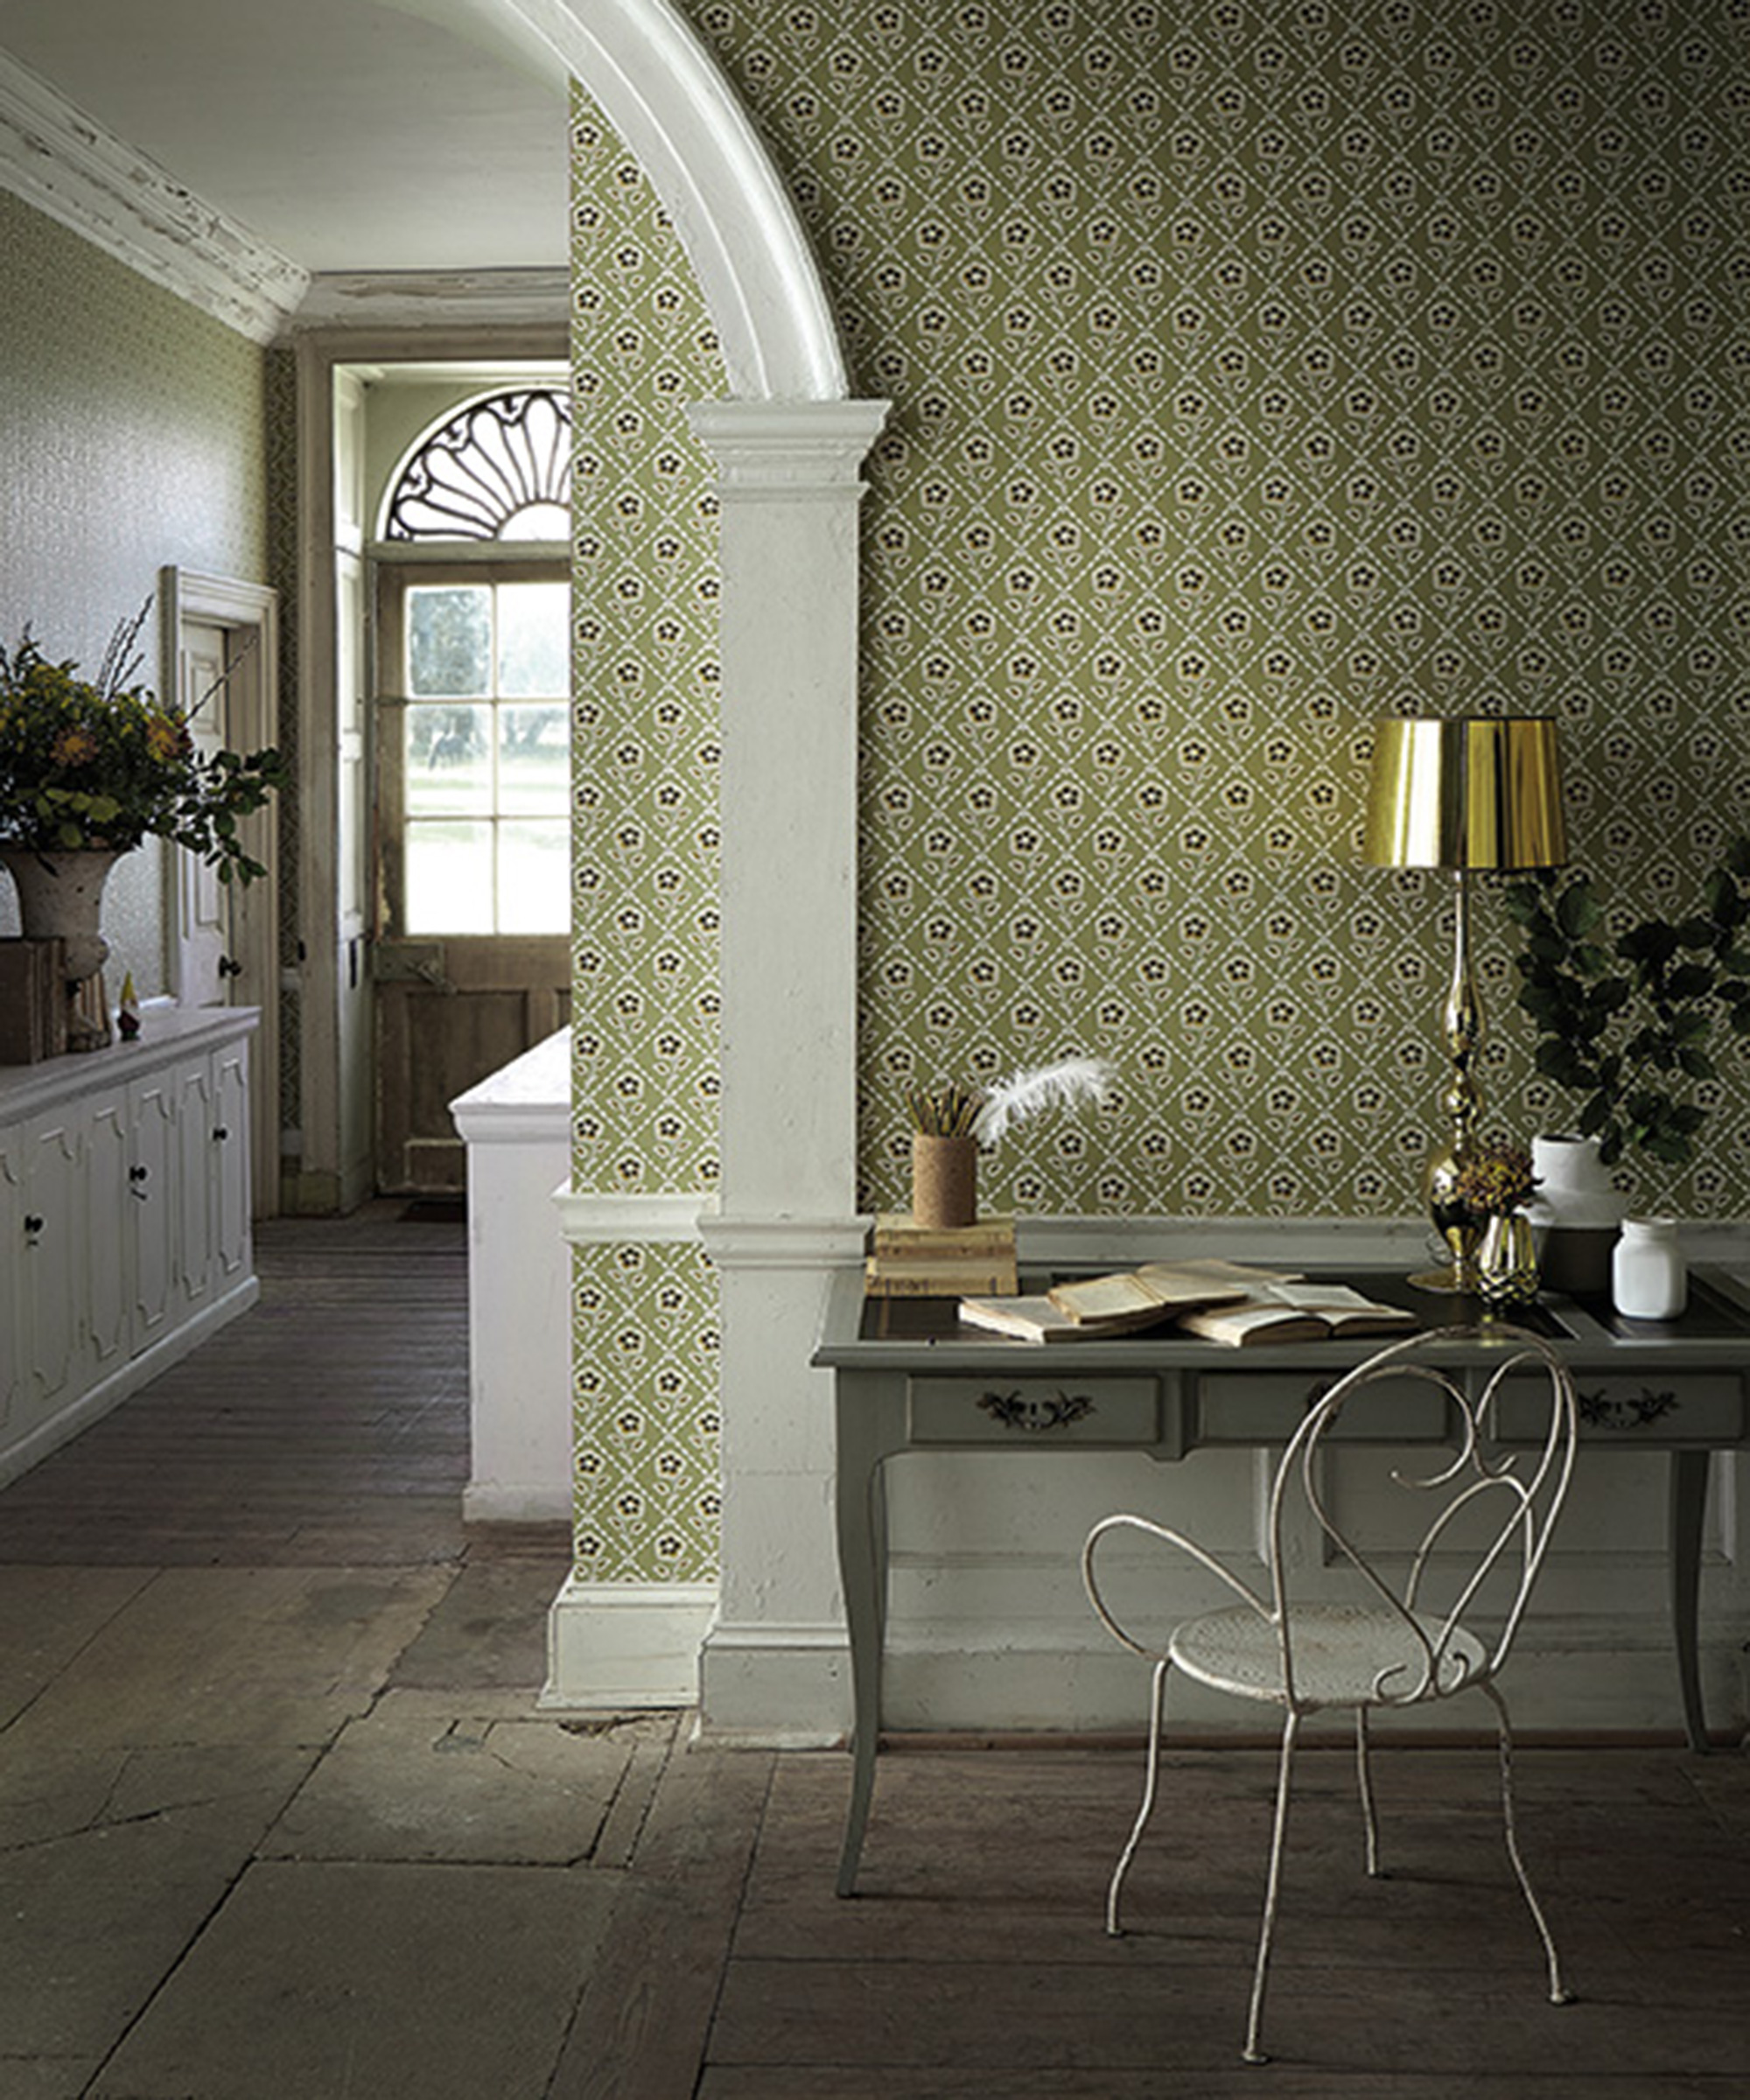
392 578 570 936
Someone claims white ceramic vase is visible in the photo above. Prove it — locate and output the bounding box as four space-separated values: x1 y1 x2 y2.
0 846 121 983
1525 1133 1622 1297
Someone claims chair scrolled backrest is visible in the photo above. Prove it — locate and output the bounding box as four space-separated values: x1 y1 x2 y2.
1265 1323 1578 1711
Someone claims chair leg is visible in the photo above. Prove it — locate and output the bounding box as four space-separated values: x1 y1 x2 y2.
1107 1656 1170 1936
1483 1683 1575 2007
1354 1705 1382 1877
1243 1709 1300 2066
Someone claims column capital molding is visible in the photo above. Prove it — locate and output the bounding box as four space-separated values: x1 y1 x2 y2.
687 399 891 492
700 1213 869 1271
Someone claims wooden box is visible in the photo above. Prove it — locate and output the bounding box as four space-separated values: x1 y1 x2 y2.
0 937 69 1063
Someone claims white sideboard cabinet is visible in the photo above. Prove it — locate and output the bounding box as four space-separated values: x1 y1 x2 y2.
1 1007 258 1488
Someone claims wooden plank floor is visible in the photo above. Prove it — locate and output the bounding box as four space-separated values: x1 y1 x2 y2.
0 1203 487 1566
628 1733 1750 2097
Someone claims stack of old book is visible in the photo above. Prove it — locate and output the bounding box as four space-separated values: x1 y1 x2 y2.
864 1212 1018 1298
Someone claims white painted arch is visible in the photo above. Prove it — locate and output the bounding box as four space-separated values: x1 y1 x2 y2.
459 0 847 401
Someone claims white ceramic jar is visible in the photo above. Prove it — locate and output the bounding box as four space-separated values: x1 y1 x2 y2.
1612 1216 1687 1321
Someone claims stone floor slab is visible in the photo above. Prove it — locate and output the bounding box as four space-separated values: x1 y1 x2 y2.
0 1566 452 1752
388 1555 567 1691
88 1858 616 2100
0 1746 312 2061
260 1690 660 1865
0 1566 155 1730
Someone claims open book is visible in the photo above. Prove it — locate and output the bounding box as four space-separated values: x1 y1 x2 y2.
1178 1283 1418 1348
959 1260 1299 1345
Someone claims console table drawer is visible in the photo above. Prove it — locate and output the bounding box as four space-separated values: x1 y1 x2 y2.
1192 1370 1453 1445
908 1375 1159 1445
1496 1372 1746 1444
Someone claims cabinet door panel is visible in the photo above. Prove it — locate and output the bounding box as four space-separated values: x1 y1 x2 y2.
212 1045 252 1284
21 1118 82 1421
173 1058 215 1314
85 1089 132 1371
130 1076 178 1348
0 1130 22 1432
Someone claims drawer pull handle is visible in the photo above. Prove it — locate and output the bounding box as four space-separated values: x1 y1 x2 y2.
977 1390 1095 1433
23 1213 44 1240
1578 1386 1678 1431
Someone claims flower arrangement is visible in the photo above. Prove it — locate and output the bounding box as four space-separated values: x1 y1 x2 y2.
0 608 287 884
1454 1142 1539 1218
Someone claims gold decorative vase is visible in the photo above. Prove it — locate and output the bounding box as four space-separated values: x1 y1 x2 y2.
911 1133 977 1230
1476 1212 1538 1309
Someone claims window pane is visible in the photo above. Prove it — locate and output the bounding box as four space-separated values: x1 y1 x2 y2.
405 820 494 934
496 580 569 697
408 585 492 696
499 704 569 814
405 705 494 816
497 820 570 934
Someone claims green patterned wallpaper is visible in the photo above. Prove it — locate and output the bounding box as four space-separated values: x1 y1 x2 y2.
570 91 726 1581
677 0 1748 1222
568 0 1746 1583
0 191 270 999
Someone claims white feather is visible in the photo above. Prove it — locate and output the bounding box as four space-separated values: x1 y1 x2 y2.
973 1056 1116 1149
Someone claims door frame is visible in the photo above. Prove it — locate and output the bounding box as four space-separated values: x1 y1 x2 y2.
158 565 281 1218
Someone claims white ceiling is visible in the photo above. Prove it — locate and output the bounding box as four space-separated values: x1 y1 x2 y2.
0 0 569 274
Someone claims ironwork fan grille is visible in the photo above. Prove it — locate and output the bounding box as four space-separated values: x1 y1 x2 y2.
382 389 571 542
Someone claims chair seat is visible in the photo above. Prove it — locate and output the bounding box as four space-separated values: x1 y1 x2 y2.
1169 1602 1488 1710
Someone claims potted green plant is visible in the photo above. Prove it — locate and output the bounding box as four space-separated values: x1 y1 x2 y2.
1504 838 1750 1172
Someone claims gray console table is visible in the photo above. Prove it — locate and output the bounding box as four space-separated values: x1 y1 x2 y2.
814 1264 1750 1895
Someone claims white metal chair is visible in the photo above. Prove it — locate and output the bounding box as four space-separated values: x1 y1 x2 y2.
1082 1323 1578 2065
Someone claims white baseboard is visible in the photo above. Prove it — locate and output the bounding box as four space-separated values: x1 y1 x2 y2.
696 1612 1746 1746
540 1577 719 1711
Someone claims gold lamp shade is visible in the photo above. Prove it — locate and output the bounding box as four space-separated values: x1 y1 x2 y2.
1363 716 1566 873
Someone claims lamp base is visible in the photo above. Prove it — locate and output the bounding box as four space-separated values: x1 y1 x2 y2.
1407 1262 1478 1296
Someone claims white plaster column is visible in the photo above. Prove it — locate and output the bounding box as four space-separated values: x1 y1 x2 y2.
690 400 887 1740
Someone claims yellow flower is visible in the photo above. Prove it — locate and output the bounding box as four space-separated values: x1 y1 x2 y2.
50 724 98 767
146 711 186 761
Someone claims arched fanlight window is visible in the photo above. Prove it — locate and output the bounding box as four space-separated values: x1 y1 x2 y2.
382 388 571 542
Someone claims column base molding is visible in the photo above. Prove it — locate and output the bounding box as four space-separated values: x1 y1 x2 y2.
540 1577 719 1711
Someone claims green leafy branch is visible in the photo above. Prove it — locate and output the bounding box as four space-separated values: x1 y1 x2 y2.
1504 836 1750 1168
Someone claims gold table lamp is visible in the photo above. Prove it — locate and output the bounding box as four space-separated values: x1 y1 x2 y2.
1363 716 1566 1292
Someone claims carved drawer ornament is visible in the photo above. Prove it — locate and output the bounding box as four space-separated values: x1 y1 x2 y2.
976 1388 1096 1432
1577 1386 1679 1431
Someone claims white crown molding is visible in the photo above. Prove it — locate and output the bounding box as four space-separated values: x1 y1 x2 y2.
290 268 570 334
0 49 307 345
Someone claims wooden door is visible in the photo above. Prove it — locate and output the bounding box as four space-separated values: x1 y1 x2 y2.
372 566 570 1194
